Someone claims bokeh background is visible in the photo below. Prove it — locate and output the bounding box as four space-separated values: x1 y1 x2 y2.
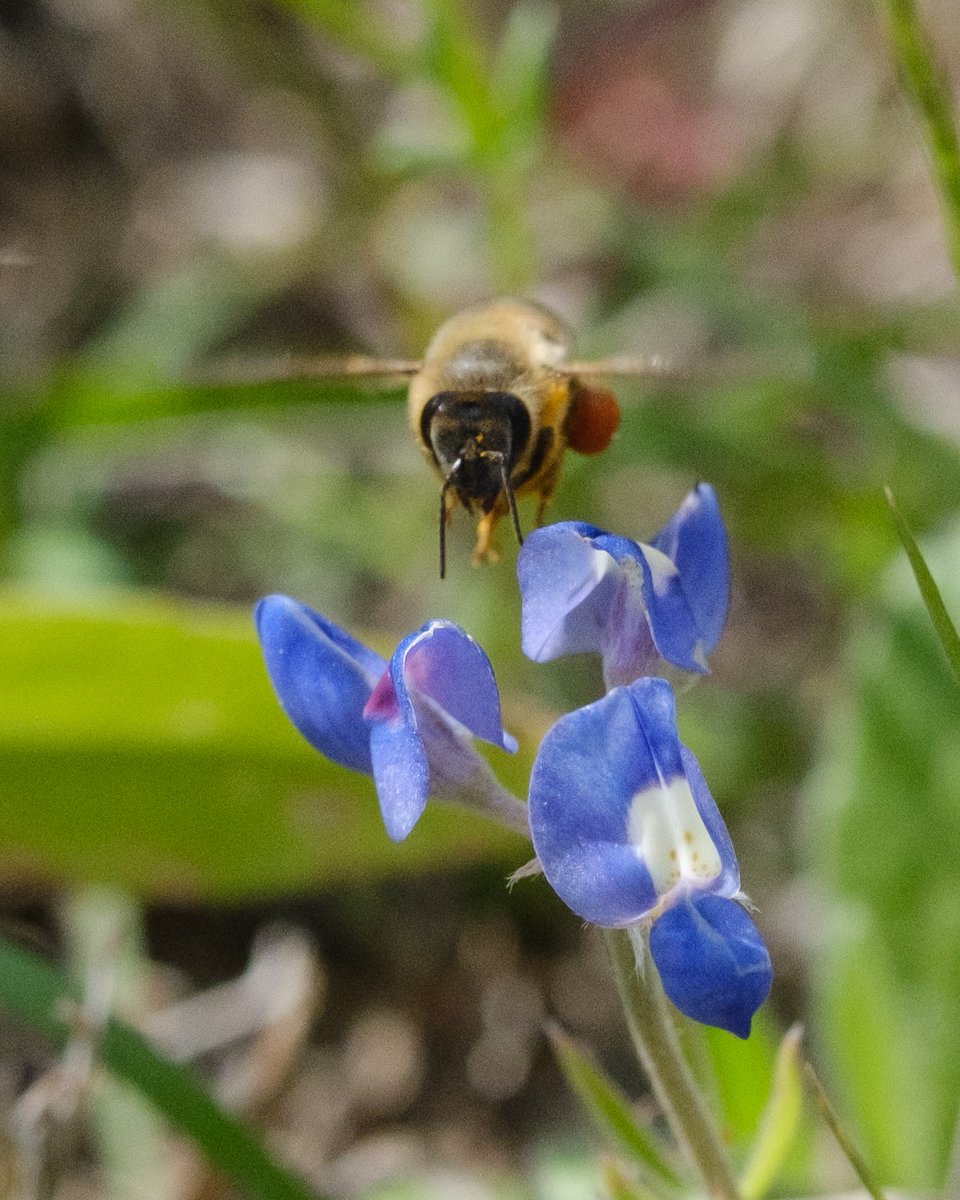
2 0 960 1195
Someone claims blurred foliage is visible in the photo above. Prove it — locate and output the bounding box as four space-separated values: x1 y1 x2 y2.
2 0 960 1194
0 592 526 898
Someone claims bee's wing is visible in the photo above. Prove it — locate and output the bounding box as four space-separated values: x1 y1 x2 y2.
563 355 680 380
199 355 422 384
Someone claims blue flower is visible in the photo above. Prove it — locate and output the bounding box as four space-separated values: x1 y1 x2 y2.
649 894 773 1039
254 595 518 842
527 677 770 1036
517 484 729 687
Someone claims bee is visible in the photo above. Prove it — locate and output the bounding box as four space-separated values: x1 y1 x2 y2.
216 298 676 576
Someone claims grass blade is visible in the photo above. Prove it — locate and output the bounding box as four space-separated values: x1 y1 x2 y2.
0 935 320 1200
885 486 960 683
803 1059 888 1200
600 1156 665 1200
739 1025 804 1200
548 1024 682 1189
877 0 960 279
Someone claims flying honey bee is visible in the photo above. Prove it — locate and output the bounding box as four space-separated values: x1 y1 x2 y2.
218 298 678 576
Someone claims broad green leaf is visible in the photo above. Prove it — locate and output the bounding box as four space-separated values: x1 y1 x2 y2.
813 918 934 1185
547 1025 682 1189
696 1002 778 1143
0 592 528 900
0 933 320 1200
739 1025 804 1200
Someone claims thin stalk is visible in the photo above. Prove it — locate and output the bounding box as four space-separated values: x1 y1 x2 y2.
879 0 960 281
604 928 741 1200
802 1061 888 1200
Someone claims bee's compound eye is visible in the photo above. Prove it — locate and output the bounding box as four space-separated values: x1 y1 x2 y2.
565 385 621 455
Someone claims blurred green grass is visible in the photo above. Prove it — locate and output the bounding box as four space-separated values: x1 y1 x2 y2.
3 0 960 1192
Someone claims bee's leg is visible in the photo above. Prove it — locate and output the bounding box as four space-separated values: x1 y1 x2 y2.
471 511 501 566
534 466 559 527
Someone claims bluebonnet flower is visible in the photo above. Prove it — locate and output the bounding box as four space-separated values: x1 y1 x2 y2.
254 595 519 842
527 677 771 1037
517 484 728 687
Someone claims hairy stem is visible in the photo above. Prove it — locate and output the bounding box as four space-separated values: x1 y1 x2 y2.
604 927 741 1200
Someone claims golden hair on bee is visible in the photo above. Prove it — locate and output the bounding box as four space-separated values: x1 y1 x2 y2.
206 296 692 576
408 299 621 577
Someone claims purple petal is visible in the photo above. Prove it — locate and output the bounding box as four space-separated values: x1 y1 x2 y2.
651 483 729 654
649 894 772 1037
591 537 706 684
254 595 383 773
528 678 737 926
517 522 620 662
517 488 730 684
366 620 515 842
398 621 516 752
367 675 430 843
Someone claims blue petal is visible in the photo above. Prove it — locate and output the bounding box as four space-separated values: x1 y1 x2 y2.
588 535 706 683
517 486 730 684
254 595 383 773
651 483 729 654
398 621 516 752
368 620 515 842
517 522 619 661
529 678 733 926
649 894 772 1038
368 693 430 843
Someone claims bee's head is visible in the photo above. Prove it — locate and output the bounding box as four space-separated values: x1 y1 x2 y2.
422 390 530 577
421 390 530 508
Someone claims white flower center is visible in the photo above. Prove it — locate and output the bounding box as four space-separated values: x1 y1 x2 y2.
626 777 722 895
638 544 678 597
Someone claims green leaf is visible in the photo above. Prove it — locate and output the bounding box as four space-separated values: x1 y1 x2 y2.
0 591 528 900
813 918 935 1185
696 1008 779 1143
805 511 960 1185
739 1025 804 1200
0 933 320 1200
547 1024 682 1189
273 0 411 79
885 487 960 684
420 0 494 159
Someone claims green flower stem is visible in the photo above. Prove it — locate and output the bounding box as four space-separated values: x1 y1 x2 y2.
879 0 960 281
604 928 741 1200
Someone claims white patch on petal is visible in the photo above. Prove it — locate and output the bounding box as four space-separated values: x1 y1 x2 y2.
590 545 620 586
627 778 722 894
639 545 679 597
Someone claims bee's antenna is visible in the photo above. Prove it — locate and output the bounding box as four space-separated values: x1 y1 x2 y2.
439 460 462 580
495 454 524 549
